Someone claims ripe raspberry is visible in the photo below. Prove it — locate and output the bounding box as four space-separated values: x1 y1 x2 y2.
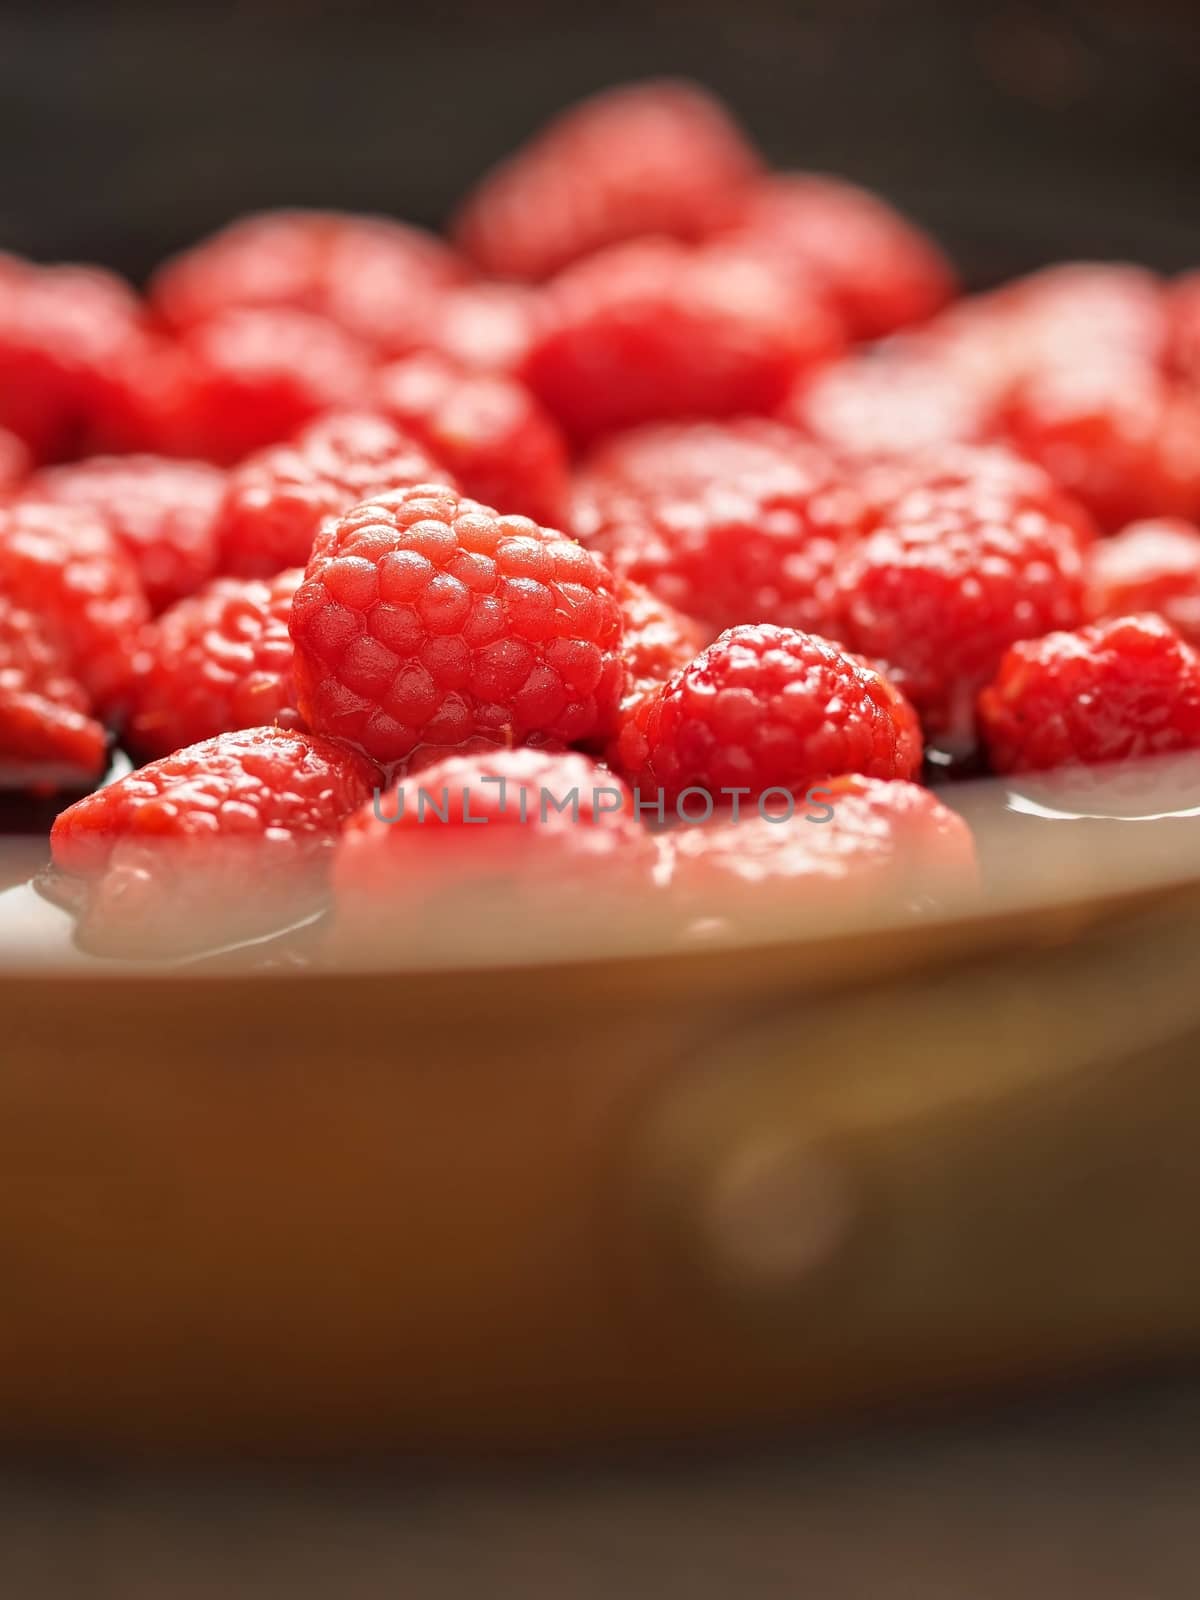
521 240 843 443
0 502 149 716
0 426 30 492
151 209 469 355
609 624 922 809
717 174 956 341
24 455 224 611
289 484 624 770
421 282 540 375
214 411 454 578
331 747 658 962
453 80 761 282
572 420 868 637
125 569 302 761
49 726 378 956
825 458 1090 742
978 613 1200 773
1085 519 1200 646
373 352 569 526
616 577 707 706
665 774 977 924
0 598 108 789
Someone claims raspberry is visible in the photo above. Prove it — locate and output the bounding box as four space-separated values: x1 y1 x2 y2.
421 282 540 375
665 774 977 924
0 426 30 492
572 420 867 637
453 80 761 282
49 726 378 956
125 569 302 761
288 484 624 770
717 174 956 340
521 240 843 443
331 747 657 962
978 613 1200 773
151 209 469 355
24 455 224 611
373 352 569 526
214 411 454 578
0 502 149 716
616 577 707 705
165 308 375 466
609 624 922 809
826 460 1089 742
1167 272 1200 389
1085 519 1200 646
0 598 108 789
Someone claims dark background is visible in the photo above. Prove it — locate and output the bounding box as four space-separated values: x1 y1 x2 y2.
1 0 1198 286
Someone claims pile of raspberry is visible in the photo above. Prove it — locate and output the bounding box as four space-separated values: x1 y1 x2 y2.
6 79 1199 959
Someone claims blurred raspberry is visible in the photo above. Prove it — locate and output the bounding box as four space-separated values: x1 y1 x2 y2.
126 568 302 760
49 726 378 957
0 597 108 790
610 624 922 809
616 577 707 705
717 174 956 340
289 484 624 770
979 613 1200 773
453 79 761 282
1167 272 1200 389
25 454 224 611
0 426 30 492
521 240 843 442
421 282 541 375
1085 519 1200 646
215 410 454 578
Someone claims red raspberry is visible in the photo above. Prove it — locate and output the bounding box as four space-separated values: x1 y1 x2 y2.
164 308 375 466
521 240 843 443
1085 519 1200 646
288 484 624 770
0 598 108 790
373 352 569 526
978 613 1200 773
421 282 540 375
151 209 469 355
0 502 149 716
717 174 956 341
665 774 977 924
214 411 454 578
826 458 1090 742
0 426 30 492
125 568 302 761
616 577 707 706
24 455 224 611
1167 272 1200 389
453 80 761 282
49 726 378 957
572 420 868 637
331 747 657 962
609 624 922 810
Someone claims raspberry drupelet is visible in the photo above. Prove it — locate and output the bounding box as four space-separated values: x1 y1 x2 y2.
125 569 302 761
609 624 922 809
453 79 762 282
214 410 454 579
978 613 1200 774
1085 519 1200 646
50 726 378 956
288 484 625 771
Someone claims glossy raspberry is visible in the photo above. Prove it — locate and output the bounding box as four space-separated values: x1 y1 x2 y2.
289 484 624 769
616 577 707 706
610 624 922 808
1085 520 1200 646
978 614 1200 773
572 420 868 637
666 775 977 923
49 726 378 956
125 569 302 760
0 598 107 789
0 426 30 492
453 80 761 282
151 209 469 355
373 352 569 525
717 174 956 340
214 411 454 578
0 502 149 715
827 462 1089 742
25 455 223 611
521 240 843 443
